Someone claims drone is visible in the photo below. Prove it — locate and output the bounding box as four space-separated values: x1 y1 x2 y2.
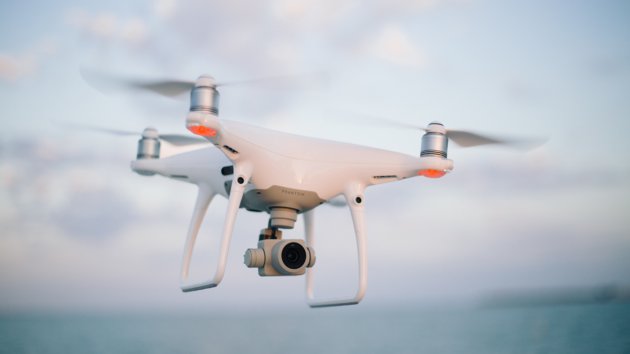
83 73 539 307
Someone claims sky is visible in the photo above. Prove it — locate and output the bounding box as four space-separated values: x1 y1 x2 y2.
0 0 629 313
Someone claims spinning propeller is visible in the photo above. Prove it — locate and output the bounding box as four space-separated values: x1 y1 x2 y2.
82 69 542 151
356 115 545 150
63 123 208 146
81 68 325 98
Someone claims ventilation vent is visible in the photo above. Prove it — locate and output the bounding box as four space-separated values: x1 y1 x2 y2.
223 145 238 154
373 175 397 180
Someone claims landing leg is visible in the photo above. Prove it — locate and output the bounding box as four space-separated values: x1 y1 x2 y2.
305 185 368 307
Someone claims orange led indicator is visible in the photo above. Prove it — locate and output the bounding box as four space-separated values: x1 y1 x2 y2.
188 125 217 137
418 169 446 178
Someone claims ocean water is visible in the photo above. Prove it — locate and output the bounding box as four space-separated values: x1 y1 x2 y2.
1 303 629 354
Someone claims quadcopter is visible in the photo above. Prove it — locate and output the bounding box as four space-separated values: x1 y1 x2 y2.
84 73 538 307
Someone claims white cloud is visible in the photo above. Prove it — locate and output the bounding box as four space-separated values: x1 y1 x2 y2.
154 0 177 20
65 9 149 46
0 54 36 81
0 38 57 82
271 0 358 29
90 13 118 39
361 24 425 68
120 18 149 44
380 0 442 11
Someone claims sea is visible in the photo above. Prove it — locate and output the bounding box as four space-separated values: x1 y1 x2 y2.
1 303 629 354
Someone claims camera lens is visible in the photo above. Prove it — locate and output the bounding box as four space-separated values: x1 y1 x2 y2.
281 242 307 269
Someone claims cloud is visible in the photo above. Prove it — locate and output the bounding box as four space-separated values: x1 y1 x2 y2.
375 0 444 12
154 0 391 73
50 187 139 240
65 9 149 46
160 0 300 75
0 137 139 239
0 39 57 82
64 0 457 119
271 0 358 30
0 54 36 82
154 0 178 20
360 24 425 68
65 0 459 80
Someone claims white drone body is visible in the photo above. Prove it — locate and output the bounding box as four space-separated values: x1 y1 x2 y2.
132 118 452 307
86 73 530 308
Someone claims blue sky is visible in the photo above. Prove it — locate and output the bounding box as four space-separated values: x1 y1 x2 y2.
1 0 629 313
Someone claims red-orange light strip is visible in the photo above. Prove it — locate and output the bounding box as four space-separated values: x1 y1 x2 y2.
188 125 217 137
418 169 446 178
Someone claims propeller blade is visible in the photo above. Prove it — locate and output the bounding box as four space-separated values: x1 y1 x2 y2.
59 122 208 146
82 68 327 99
128 80 195 98
59 122 140 136
158 134 208 146
447 130 508 148
447 130 546 149
216 72 329 89
348 113 545 150
81 68 194 98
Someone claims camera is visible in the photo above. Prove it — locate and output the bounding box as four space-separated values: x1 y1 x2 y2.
244 229 315 276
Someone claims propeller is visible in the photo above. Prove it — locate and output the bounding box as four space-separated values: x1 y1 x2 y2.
81 68 328 99
128 80 195 98
61 122 208 146
80 68 194 98
435 127 517 148
353 114 545 150
435 126 544 150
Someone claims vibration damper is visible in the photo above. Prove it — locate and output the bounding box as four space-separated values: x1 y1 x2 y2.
269 207 298 229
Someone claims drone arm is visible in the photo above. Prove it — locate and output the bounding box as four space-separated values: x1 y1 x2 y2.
305 184 368 308
180 163 252 292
